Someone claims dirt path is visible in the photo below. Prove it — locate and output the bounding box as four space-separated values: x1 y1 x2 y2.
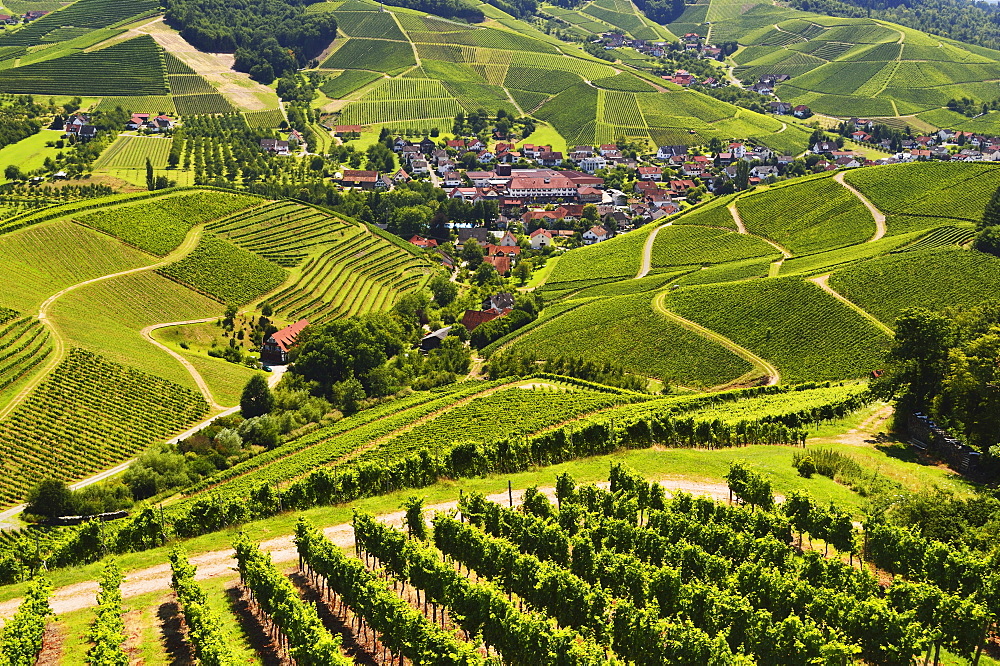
809 274 893 336
729 202 793 258
652 292 780 387
142 319 224 410
0 480 731 619
635 221 672 278
833 171 886 242
0 226 203 422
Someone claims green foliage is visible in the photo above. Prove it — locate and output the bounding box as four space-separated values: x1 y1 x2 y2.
168 550 240 666
158 233 288 305
0 349 208 507
672 195 738 229
0 577 51 665
828 247 1000 325
0 312 51 393
87 562 127 666
664 277 891 382
725 460 774 510
735 175 875 254
233 534 352 664
76 190 260 256
793 447 897 496
240 374 274 418
545 228 648 287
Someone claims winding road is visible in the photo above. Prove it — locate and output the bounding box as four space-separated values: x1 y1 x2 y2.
729 202 793 258
834 171 887 242
635 221 672 278
0 227 204 422
809 274 893 336
652 292 780 387
142 318 225 410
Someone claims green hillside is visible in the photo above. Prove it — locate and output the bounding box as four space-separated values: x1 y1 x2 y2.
306 0 811 151
677 0 1000 122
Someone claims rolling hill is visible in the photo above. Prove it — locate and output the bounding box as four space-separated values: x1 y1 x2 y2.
670 0 1000 127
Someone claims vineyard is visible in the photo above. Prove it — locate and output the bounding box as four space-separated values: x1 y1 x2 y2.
828 246 1000 325
0 349 207 507
92 136 173 170
158 233 288 306
74 190 262 256
320 38 417 74
0 35 168 96
543 225 649 288
663 277 891 383
717 4 1000 118
0 309 51 396
735 175 876 255
649 224 780 271
507 291 755 387
672 194 739 229
844 162 1000 228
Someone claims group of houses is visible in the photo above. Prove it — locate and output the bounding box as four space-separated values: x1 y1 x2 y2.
125 113 175 133
0 10 47 24
597 31 726 64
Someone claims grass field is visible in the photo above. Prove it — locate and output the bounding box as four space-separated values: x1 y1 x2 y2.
663 277 891 383
0 130 62 182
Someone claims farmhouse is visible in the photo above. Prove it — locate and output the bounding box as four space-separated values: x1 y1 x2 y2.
261 319 308 364
420 327 452 352
261 139 290 155
410 235 437 248
529 228 554 249
583 225 609 244
339 170 379 190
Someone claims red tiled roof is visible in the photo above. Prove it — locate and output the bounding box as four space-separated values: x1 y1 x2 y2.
270 319 309 352
461 308 509 330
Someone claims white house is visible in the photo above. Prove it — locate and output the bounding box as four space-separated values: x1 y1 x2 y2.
582 225 608 244
499 231 518 246
529 228 554 249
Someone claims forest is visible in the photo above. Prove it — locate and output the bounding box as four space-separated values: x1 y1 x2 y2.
791 0 1000 51
163 0 338 82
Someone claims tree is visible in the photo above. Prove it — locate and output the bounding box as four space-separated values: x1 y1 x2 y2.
428 274 458 306
880 308 957 415
240 374 274 418
972 226 1000 256
4 165 21 181
513 260 532 285
26 479 74 519
402 496 427 540
461 239 484 268
979 184 1000 230
145 157 154 191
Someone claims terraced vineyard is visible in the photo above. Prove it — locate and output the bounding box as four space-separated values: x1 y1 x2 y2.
0 349 208 507
237 203 431 321
543 226 651 295
75 190 263 256
0 309 51 393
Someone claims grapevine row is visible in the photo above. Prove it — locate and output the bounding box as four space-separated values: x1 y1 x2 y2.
168 549 241 666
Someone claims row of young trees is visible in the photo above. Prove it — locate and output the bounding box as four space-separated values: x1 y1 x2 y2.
294 519 483 664
169 550 241 666
88 562 128 665
232 534 352 665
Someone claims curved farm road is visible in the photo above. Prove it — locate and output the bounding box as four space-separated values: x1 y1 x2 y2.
635 221 672 278
729 202 793 258
833 171 886 242
142 319 225 410
809 274 893 336
0 227 204 422
0 480 732 619
652 292 780 387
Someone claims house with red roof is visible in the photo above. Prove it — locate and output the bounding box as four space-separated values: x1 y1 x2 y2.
410 235 438 248
261 319 308 364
